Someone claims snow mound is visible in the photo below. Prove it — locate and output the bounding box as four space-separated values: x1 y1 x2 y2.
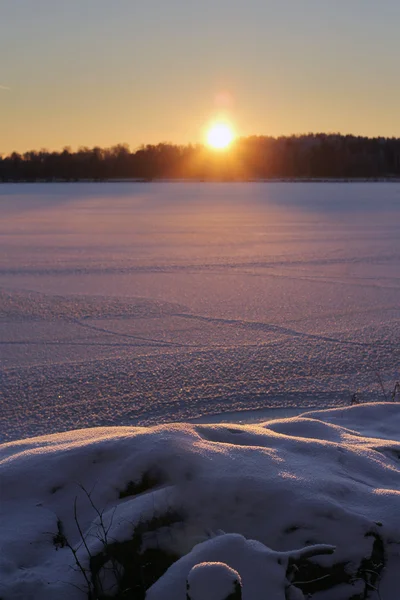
186 561 241 600
1 403 400 599
148 533 335 600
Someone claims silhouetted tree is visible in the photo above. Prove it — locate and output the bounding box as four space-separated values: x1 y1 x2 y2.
1 135 399 182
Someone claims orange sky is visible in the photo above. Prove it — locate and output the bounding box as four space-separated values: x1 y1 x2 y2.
1 1 399 154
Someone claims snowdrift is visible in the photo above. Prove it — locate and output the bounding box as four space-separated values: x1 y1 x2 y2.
1 403 400 599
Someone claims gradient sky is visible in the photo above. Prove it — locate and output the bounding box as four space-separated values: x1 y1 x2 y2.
1 0 399 154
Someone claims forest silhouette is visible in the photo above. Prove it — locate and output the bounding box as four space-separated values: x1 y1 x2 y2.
1 134 400 182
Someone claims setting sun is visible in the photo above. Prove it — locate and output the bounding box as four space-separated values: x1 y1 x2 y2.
206 123 235 150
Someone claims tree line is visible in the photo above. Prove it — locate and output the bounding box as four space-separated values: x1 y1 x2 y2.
1 134 400 181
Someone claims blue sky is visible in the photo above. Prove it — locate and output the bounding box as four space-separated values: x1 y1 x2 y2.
1 0 399 152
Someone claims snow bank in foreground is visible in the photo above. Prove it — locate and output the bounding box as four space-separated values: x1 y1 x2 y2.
1 403 400 599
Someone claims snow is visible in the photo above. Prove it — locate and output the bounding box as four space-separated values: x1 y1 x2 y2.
1 403 400 599
186 562 242 600
147 535 335 600
1 182 400 441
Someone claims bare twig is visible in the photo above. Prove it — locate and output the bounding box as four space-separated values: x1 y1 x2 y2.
376 372 388 401
291 573 332 586
391 382 400 402
74 496 92 561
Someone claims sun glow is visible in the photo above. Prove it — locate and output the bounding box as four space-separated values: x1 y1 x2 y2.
206 122 235 150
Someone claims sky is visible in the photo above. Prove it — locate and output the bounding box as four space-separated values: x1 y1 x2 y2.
1 0 399 154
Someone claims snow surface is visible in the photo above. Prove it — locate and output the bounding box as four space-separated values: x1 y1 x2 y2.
1 182 400 441
1 403 400 599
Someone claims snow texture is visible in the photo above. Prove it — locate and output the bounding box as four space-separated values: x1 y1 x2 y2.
1 182 400 441
1 403 400 599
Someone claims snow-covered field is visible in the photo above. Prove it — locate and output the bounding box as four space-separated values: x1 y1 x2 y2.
1 182 400 441
1 403 400 599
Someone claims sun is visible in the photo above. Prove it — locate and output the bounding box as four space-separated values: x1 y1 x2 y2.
206 122 235 150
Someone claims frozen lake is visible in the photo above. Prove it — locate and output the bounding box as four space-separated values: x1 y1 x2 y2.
1 182 399 440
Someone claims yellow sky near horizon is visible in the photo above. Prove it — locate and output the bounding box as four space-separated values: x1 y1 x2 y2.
1 0 399 154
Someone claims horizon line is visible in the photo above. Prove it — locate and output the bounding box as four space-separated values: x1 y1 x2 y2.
3 131 400 156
